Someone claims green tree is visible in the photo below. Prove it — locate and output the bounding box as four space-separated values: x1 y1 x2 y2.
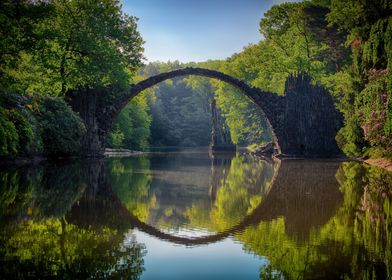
0 0 144 157
145 62 213 147
3 0 144 96
108 93 152 150
321 0 392 158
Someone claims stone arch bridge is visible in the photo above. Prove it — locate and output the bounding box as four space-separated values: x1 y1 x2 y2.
69 67 342 157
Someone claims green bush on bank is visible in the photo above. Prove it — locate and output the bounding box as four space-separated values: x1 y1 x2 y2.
10 108 43 156
0 91 86 158
0 108 18 157
0 91 42 157
35 97 86 157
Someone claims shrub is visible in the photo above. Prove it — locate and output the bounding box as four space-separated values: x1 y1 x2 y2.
335 117 364 157
0 108 19 157
8 108 43 156
0 90 43 157
35 97 86 157
107 125 125 148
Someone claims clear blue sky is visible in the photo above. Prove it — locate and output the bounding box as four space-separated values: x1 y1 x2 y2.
122 0 295 63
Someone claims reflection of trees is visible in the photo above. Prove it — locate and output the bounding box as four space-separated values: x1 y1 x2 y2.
0 218 145 279
236 161 392 280
108 157 152 222
4 155 390 279
209 155 275 231
0 161 86 221
117 153 276 233
32 162 87 218
0 161 146 279
0 166 38 219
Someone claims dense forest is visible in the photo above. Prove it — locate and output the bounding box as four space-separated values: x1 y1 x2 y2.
0 0 391 159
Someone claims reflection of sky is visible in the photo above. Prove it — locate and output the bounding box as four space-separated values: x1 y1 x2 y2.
162 227 218 238
122 0 301 62
129 230 266 280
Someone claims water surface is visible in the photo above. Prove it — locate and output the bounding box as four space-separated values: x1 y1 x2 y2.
1 151 391 279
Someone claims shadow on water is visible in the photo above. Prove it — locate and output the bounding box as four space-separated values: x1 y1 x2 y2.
0 153 391 279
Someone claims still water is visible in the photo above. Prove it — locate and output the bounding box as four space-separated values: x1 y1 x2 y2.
0 151 391 279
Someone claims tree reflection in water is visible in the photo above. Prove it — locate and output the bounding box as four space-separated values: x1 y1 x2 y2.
0 161 146 279
0 154 391 280
108 153 276 234
240 161 392 280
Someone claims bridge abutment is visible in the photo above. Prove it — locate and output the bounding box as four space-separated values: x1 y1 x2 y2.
252 73 343 157
68 88 115 157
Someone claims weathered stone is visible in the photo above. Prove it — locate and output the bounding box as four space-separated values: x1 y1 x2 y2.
68 67 342 157
250 142 276 156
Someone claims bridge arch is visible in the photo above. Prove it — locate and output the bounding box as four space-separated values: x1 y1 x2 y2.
114 67 281 153
69 67 342 157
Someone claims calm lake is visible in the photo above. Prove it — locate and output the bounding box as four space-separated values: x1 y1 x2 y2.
1 150 391 279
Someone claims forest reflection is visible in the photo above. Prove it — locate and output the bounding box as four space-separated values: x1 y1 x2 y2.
0 153 391 279
107 153 276 235
0 161 146 279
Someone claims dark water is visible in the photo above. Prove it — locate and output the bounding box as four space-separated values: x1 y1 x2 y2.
1 151 391 279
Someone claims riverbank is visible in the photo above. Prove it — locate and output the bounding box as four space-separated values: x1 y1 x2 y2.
104 148 144 157
0 149 144 167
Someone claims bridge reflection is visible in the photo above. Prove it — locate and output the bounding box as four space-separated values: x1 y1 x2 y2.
65 155 342 246
2 154 390 279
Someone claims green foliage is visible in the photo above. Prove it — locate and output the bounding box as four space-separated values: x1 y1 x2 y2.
322 0 392 158
1 0 390 158
9 108 43 156
114 154 275 232
0 108 18 157
108 125 125 148
1 0 144 96
108 94 151 150
335 117 364 157
207 1 349 146
151 78 212 147
356 70 392 155
257 2 337 89
1 219 146 279
35 97 86 157
0 91 43 157
141 62 213 147
0 0 144 158
212 0 391 157
214 58 273 145
0 0 52 91
0 90 86 158
109 157 152 222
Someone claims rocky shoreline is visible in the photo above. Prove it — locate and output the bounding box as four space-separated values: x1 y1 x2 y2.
362 158 392 172
104 148 144 157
